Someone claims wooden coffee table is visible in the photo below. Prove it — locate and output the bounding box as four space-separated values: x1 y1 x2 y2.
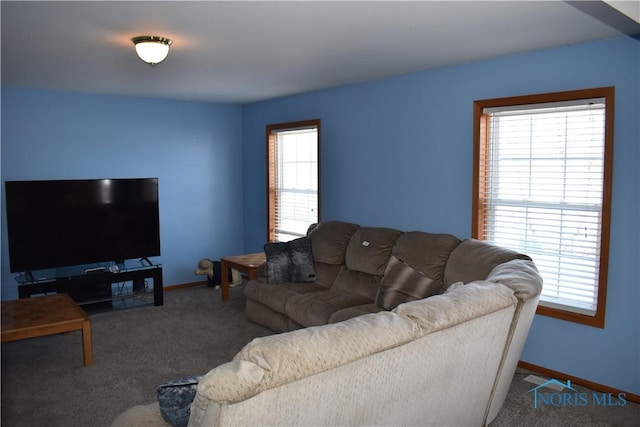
1 293 93 366
220 252 266 301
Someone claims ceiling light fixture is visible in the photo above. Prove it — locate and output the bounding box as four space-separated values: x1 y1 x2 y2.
131 35 173 66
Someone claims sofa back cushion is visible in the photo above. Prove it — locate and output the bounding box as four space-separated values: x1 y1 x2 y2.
309 221 359 265
331 266 383 301
345 227 402 276
375 232 461 310
443 239 531 288
312 262 343 289
375 255 442 310
392 231 461 280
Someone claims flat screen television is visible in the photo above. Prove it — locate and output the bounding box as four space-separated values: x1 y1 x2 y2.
5 178 161 273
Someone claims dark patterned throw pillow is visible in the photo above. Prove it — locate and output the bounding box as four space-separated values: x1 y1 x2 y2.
264 241 291 284
157 375 201 427
264 236 316 284
287 236 316 282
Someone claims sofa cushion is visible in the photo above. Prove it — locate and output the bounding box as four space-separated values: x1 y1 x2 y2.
264 237 316 284
443 239 532 288
331 266 383 301
312 262 343 288
245 299 292 333
392 231 461 280
245 280 328 314
345 227 402 275
375 255 443 310
284 290 372 327
309 221 359 265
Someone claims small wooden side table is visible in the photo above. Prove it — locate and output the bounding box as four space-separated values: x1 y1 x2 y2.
220 252 266 301
1 293 93 366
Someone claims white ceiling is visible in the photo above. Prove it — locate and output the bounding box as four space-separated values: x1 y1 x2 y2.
2 1 639 104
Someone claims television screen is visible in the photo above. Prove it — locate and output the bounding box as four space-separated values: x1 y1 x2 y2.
5 178 161 273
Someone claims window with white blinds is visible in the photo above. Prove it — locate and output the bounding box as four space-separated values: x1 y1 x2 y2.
267 120 320 242
473 88 614 327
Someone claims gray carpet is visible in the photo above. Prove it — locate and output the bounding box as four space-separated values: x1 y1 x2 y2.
2 285 638 426
1 285 272 427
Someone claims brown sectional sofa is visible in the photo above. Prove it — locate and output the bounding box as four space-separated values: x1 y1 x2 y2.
245 220 532 332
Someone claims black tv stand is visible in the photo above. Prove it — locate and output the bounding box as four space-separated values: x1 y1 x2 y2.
16 260 163 313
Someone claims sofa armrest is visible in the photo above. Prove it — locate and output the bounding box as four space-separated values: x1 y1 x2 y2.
443 238 532 287
485 259 543 301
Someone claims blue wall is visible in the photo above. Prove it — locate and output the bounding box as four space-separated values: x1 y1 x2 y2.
1 89 244 298
241 37 639 394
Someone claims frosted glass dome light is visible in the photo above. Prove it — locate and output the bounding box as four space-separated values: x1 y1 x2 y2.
132 36 173 66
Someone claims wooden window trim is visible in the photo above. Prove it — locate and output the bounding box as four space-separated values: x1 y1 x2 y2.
472 87 614 328
266 119 321 243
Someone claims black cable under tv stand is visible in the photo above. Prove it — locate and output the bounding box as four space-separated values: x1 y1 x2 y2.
16 260 163 313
